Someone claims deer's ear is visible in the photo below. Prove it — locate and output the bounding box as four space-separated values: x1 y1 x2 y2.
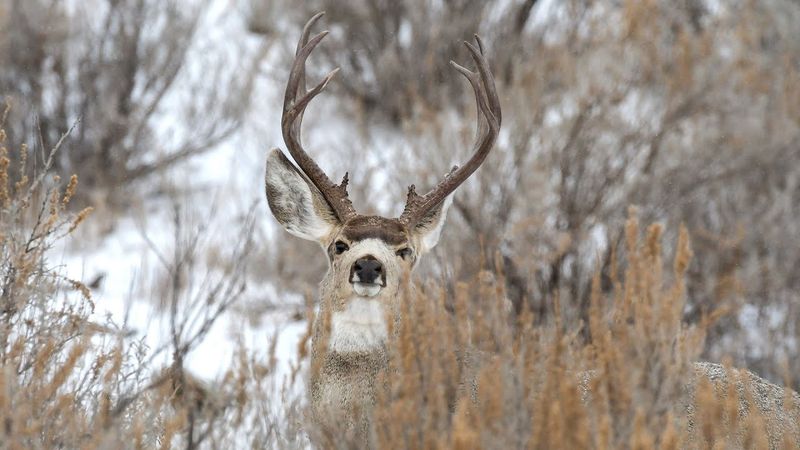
412 194 454 255
265 149 340 242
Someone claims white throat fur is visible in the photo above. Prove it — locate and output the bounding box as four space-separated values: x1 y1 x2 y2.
328 298 388 353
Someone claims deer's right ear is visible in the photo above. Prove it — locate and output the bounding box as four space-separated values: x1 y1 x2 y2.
265 149 340 242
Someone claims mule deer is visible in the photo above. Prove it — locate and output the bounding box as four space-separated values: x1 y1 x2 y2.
264 11 498 426
265 13 800 448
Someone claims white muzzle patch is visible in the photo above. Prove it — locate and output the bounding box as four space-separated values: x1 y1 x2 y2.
328 298 388 353
352 282 382 297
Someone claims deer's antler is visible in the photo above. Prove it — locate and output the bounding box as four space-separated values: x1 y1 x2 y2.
281 12 356 222
398 36 502 228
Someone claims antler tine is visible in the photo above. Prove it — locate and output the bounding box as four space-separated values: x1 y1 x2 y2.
282 13 356 222
399 36 501 227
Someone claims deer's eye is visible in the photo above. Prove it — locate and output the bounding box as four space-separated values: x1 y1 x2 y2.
396 247 413 260
334 241 349 255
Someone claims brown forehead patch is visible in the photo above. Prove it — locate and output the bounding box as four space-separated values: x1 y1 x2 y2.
342 216 409 246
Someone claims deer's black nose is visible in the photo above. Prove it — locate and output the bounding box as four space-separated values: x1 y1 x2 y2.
351 256 383 285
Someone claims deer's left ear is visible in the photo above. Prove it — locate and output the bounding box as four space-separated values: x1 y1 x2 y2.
411 194 454 255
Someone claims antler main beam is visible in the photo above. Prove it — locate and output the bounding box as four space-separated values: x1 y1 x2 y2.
281 14 500 228
399 36 502 227
282 12 356 222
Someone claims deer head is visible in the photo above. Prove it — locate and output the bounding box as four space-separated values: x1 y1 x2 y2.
265 13 500 354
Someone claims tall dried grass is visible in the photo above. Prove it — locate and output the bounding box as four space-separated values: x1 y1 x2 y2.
2 103 798 448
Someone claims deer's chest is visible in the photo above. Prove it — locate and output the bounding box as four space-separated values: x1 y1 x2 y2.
310 351 387 417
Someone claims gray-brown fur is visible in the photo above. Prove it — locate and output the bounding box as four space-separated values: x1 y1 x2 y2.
577 362 800 448
307 319 389 434
685 362 800 449
342 216 409 246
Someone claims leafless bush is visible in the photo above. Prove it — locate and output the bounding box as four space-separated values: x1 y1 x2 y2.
268 0 506 122
0 0 268 205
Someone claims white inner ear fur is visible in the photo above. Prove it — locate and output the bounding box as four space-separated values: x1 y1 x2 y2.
416 194 454 254
264 149 338 242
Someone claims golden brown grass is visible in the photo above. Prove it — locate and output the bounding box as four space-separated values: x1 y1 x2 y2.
1 105 798 449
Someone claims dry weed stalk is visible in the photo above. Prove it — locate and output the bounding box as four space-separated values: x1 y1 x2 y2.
2 113 239 449
0 113 138 448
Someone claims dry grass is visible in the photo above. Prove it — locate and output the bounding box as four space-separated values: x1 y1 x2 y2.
1 101 799 449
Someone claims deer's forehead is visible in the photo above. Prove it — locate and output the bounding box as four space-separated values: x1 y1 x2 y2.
341 216 409 246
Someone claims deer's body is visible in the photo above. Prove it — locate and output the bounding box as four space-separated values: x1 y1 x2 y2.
309 332 386 421
686 362 800 448
264 13 799 448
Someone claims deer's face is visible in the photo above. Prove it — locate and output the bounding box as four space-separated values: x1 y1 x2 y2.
327 217 412 302
265 150 452 312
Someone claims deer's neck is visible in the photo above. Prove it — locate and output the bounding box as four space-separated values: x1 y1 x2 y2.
315 274 394 355
309 290 392 420
326 297 388 353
